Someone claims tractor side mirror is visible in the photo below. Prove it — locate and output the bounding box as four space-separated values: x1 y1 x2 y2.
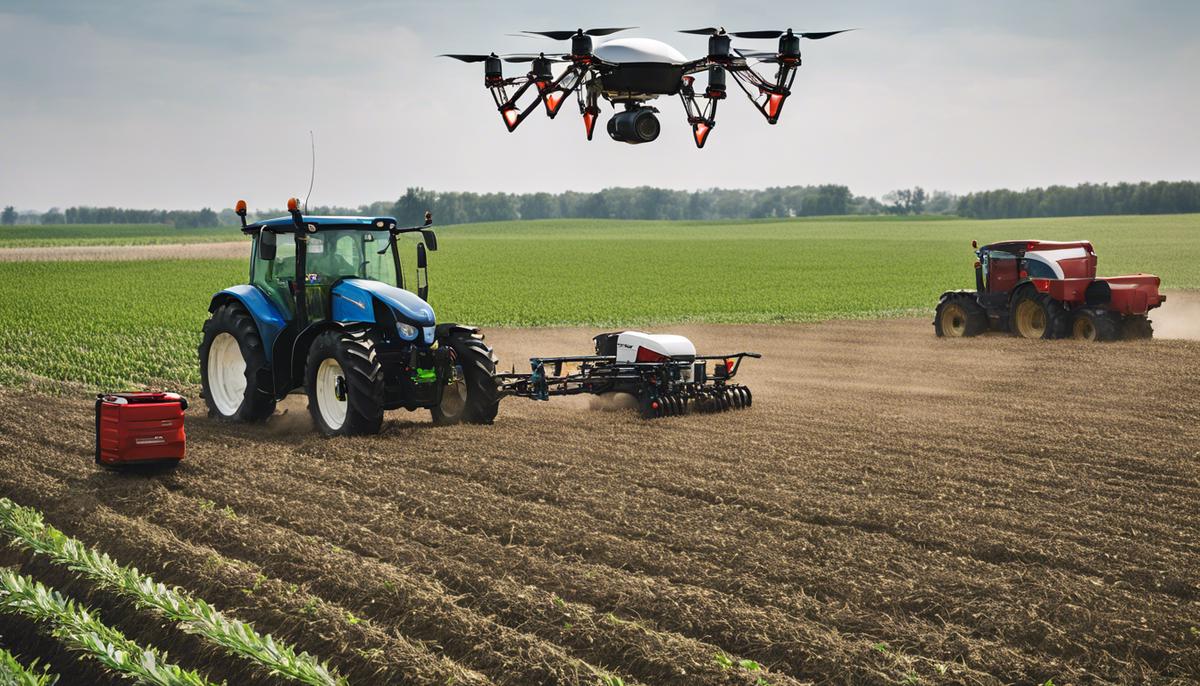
420 229 438 251
259 229 277 262
416 242 429 300
971 240 978 249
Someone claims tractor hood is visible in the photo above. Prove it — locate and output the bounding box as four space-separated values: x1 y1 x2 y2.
332 279 436 327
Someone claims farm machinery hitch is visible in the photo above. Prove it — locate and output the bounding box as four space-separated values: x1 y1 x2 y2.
496 331 761 419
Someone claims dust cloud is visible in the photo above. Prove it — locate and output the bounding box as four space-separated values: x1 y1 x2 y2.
1151 292 1200 341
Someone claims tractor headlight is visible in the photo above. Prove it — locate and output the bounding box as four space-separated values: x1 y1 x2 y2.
396 322 419 340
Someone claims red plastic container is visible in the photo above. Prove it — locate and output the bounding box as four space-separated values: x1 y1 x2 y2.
94 392 188 466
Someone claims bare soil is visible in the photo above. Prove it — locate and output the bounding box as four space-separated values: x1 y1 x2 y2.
0 317 1198 685
0 241 246 262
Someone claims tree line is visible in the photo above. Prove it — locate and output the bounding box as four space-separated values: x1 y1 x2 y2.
4 180 1198 227
955 181 1200 219
0 206 220 227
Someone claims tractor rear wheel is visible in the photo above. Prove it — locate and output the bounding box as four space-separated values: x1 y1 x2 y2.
1010 290 1068 340
198 303 276 422
934 293 988 338
431 330 499 425
1121 315 1155 340
1071 309 1120 342
305 329 385 436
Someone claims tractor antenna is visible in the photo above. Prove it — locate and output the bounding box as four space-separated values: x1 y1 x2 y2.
304 130 316 213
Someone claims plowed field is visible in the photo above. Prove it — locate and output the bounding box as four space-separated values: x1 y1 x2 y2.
1 317 1197 685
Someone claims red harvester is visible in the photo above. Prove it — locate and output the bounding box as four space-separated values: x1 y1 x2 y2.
935 239 1165 341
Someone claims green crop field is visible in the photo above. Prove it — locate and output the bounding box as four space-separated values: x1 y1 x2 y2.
0 223 246 247
0 214 1196 389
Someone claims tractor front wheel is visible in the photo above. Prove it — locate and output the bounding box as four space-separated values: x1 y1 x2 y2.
1010 290 1068 340
305 329 385 436
1071 309 1120 342
431 330 499 425
199 303 276 422
934 293 988 338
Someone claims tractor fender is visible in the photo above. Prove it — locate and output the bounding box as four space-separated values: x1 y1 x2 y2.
286 320 370 394
209 286 288 361
435 323 483 340
936 289 977 303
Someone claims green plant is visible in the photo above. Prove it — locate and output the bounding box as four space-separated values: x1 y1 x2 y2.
738 658 762 671
0 498 344 686
714 652 734 669
0 645 59 686
0 570 213 686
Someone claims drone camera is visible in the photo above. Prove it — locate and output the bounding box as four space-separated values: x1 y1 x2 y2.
608 107 661 144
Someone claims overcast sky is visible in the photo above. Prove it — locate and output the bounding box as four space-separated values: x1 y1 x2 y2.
2 1 1198 211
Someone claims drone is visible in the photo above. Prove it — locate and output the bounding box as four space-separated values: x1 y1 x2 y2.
441 26 851 148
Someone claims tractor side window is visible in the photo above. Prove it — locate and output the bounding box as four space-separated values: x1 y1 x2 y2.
1025 259 1057 279
985 250 1019 292
252 235 296 316
361 231 399 286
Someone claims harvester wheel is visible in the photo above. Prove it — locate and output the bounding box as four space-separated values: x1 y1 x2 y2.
1010 290 1068 339
432 330 500 425
199 303 276 422
305 329 385 436
1121 315 1154 340
934 293 988 338
1071 309 1120 342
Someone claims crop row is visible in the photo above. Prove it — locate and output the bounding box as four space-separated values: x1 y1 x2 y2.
0 497 344 686
0 645 58 686
0 569 213 686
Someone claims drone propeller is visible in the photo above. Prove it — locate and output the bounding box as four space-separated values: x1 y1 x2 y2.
733 48 782 62
521 27 637 40
502 53 570 63
679 27 727 36
440 53 567 64
731 29 853 40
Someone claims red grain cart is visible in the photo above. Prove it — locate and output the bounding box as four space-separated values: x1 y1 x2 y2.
935 240 1165 341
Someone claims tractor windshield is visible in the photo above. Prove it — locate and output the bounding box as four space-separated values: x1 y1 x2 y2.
306 229 398 286
251 227 401 319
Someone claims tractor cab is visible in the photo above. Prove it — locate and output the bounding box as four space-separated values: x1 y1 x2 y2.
974 240 1096 308
247 217 404 320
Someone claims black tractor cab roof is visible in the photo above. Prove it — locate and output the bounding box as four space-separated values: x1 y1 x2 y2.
243 215 399 234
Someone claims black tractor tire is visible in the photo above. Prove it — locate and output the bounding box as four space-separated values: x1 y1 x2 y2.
305 329 385 436
1010 289 1069 340
431 329 500 425
1071 309 1121 342
198 302 276 422
934 292 988 338
1121 315 1155 340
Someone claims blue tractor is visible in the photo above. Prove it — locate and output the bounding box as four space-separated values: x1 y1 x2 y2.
198 199 499 436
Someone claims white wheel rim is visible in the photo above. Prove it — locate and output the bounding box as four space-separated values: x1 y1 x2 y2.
316 358 348 431
208 333 246 416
